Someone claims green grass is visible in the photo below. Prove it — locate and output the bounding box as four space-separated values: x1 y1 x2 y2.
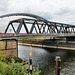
0 59 41 75
17 38 44 41
0 50 41 75
0 39 41 75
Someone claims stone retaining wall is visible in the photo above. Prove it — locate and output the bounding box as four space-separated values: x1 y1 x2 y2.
0 39 17 58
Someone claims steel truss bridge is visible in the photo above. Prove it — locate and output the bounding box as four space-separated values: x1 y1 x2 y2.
0 13 75 39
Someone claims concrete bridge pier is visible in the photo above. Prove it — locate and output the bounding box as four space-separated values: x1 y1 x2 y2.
0 39 18 58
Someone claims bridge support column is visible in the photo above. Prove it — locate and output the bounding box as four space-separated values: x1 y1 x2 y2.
0 39 18 58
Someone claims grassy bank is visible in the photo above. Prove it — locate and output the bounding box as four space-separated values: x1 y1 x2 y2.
0 50 41 75
17 38 44 41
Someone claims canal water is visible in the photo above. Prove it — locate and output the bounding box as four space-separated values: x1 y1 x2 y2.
18 45 75 75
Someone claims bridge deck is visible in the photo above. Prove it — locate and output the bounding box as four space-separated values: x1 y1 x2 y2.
0 33 75 39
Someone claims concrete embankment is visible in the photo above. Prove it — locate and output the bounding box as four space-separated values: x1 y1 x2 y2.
18 43 75 50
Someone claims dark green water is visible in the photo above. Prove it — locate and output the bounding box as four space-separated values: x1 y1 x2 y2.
18 45 75 75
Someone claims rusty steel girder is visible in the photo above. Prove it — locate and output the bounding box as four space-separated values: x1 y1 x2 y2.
0 13 75 34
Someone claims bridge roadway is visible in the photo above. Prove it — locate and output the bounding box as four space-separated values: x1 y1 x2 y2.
0 33 75 39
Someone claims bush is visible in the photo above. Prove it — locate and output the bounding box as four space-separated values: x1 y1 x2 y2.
0 58 41 75
0 50 6 62
0 39 41 75
6 57 23 63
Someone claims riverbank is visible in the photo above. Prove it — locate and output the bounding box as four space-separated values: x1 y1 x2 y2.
18 43 75 50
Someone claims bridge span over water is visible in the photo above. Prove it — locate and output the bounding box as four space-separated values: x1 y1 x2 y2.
0 13 75 57
0 13 75 39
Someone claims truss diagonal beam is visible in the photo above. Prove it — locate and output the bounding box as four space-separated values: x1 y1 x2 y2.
36 21 41 33
30 21 36 34
11 23 16 33
16 20 23 34
4 17 75 35
23 20 29 34
4 23 10 34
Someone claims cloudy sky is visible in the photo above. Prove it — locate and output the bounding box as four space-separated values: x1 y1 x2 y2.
0 0 75 32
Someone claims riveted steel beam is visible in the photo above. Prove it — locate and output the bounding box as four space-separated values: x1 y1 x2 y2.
2 13 75 35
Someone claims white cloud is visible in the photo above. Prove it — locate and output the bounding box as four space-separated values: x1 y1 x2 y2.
0 0 9 14
0 0 75 32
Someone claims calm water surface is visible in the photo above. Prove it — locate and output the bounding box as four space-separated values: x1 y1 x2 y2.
18 45 75 75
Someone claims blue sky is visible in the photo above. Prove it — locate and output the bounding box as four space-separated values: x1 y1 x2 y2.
0 0 75 32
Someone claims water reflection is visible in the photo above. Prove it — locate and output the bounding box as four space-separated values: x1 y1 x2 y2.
18 45 75 75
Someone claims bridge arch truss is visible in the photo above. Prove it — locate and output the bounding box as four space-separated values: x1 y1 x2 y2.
0 13 75 34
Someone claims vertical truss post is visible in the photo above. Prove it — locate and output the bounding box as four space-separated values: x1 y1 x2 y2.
47 25 50 34
65 27 67 33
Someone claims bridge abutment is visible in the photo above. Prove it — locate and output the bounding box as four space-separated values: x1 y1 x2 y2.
0 39 18 58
